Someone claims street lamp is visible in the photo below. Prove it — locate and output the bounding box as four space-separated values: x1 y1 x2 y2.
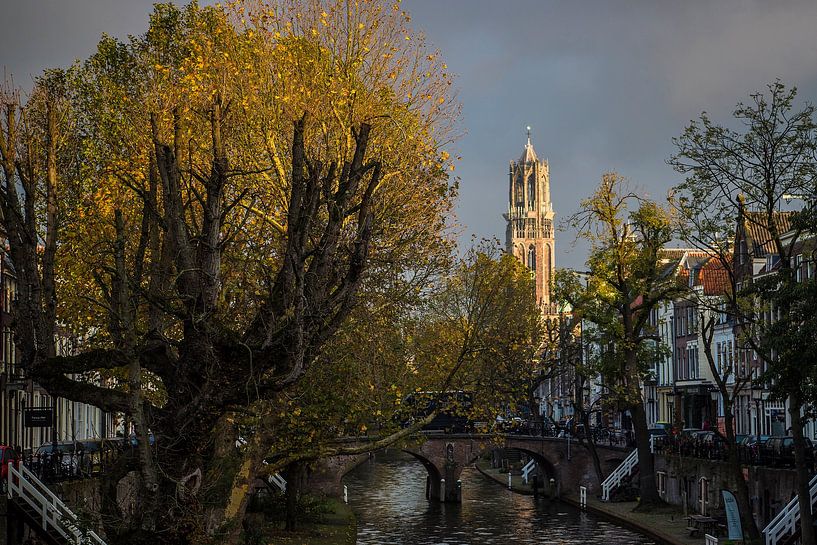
709 386 719 416
751 384 764 436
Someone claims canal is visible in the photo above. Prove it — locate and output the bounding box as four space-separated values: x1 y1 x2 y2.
343 450 656 545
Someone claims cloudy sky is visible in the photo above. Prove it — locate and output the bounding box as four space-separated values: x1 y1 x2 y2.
2 0 817 269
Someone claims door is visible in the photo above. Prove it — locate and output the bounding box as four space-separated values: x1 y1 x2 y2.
698 477 709 515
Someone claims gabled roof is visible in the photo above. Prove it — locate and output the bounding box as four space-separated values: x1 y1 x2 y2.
658 248 710 262
659 247 733 296
658 248 693 261
741 211 795 257
697 256 732 296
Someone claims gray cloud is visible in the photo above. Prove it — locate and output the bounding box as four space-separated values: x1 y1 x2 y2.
2 0 816 270
406 0 817 269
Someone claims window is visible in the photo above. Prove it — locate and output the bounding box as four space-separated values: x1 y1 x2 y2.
698 477 709 516
796 254 803 282
657 471 667 497
688 345 699 379
717 344 722 375
527 246 536 273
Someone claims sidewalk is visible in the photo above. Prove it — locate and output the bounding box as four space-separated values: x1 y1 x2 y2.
474 459 537 496
564 495 704 545
475 460 705 545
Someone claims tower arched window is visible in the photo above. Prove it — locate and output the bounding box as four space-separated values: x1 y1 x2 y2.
515 174 524 208
528 246 536 273
528 175 536 208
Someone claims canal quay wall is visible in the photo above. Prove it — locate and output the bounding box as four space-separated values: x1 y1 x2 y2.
475 460 691 545
481 448 803 545
654 453 799 527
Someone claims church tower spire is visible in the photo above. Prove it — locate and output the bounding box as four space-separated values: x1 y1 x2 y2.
504 127 556 313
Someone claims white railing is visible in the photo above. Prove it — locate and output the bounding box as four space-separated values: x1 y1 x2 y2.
763 473 817 545
601 448 638 501
521 459 536 484
7 463 107 545
268 472 287 492
705 534 719 545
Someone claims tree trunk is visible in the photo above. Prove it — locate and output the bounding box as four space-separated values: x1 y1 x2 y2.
581 412 604 487
575 384 603 486
285 462 305 531
789 393 816 545
631 402 663 509
219 443 268 544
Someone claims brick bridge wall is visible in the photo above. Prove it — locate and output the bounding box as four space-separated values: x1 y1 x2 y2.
307 452 371 498
308 434 631 502
309 437 803 520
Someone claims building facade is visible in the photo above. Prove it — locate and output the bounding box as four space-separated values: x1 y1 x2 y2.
0 249 114 451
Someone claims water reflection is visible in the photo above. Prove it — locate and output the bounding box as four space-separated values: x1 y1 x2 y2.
343 450 655 545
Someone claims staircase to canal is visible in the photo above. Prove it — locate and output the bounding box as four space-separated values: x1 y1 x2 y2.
763 473 817 545
7 463 108 545
601 448 638 501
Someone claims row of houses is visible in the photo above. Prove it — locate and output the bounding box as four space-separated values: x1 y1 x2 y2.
0 253 115 453
642 215 814 445
537 205 816 442
645 208 815 440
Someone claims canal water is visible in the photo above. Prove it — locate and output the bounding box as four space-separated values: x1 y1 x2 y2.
343 450 656 545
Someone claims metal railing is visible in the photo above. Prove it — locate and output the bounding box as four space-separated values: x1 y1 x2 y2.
268 472 287 492
8 463 107 545
763 473 817 545
601 448 638 501
20 449 120 484
521 459 536 484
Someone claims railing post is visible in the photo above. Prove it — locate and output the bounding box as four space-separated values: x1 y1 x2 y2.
580 485 587 509
343 484 348 504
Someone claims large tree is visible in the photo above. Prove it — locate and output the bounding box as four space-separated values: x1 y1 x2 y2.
556 172 684 509
670 81 817 545
0 1 459 543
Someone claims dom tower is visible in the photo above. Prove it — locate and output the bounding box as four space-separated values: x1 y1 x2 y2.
504 128 555 314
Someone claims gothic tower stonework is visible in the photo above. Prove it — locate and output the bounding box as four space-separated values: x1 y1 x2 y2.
504 130 555 313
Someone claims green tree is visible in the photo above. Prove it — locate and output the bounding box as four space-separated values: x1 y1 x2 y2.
0 1 459 543
670 81 817 545
418 242 543 421
556 172 683 509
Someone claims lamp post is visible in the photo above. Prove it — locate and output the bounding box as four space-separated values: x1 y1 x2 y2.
751 384 764 436
710 388 720 434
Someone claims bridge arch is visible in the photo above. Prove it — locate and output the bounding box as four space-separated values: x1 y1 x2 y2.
512 447 557 481
403 449 444 501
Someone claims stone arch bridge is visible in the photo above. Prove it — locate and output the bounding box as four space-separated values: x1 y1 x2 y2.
307 434 630 503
